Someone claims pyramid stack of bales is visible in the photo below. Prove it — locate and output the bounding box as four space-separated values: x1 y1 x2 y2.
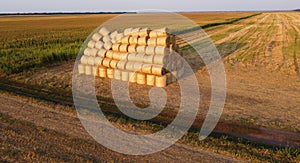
78 27 184 87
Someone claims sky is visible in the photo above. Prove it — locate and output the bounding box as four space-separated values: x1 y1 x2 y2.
0 0 299 13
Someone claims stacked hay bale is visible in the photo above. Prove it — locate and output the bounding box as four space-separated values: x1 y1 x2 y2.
78 27 184 87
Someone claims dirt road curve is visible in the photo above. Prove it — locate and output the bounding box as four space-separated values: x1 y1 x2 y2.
0 91 241 162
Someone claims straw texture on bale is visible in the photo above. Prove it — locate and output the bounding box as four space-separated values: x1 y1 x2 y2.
143 54 154 64
152 65 165 76
153 55 168 65
138 28 150 37
147 38 157 46
78 64 85 74
88 40 96 48
133 62 143 72
99 27 110 36
136 73 146 85
112 44 120 51
155 46 169 55
80 55 89 64
137 37 148 45
145 46 155 55
95 41 104 49
85 65 92 75
117 60 126 70
97 49 106 58
106 50 114 59
92 33 102 41
127 53 137 62
94 57 103 66
142 64 152 74
121 71 129 81
92 66 98 76
119 44 128 52
104 42 112 50
128 44 137 53
87 56 95 65
124 28 133 36
99 67 107 78
129 36 139 44
146 74 155 86
114 69 121 80
102 58 111 67
129 72 137 83
136 46 146 54
109 60 119 69
155 75 167 87
107 68 114 78
125 61 135 71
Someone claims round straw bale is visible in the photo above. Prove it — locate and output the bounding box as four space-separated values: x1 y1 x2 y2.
87 56 95 65
127 53 137 61
145 46 156 55
119 52 128 61
80 55 89 64
152 64 166 76
133 62 143 72
92 66 99 76
112 43 121 51
78 64 85 74
102 58 111 67
135 53 144 63
146 74 155 86
104 41 112 50
95 41 104 49
149 31 157 38
155 75 167 87
99 66 107 78
153 55 168 65
92 33 102 41
110 31 118 40
116 33 124 42
125 61 135 71
107 68 114 79
138 36 148 45
121 71 129 81
147 38 157 46
94 57 103 66
131 28 141 36
155 46 169 55
136 45 146 54
138 28 150 37
124 28 133 36
129 72 137 83
117 60 126 70
156 36 170 46
119 44 129 52
121 36 130 44
143 54 154 64
97 49 106 57
106 50 114 59
136 73 146 85
109 60 119 69
103 35 111 43
114 69 122 80
128 44 137 53
85 65 92 75
129 36 139 44
142 64 152 74
87 40 96 48
99 27 110 36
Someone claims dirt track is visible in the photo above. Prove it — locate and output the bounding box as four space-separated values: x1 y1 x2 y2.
0 91 241 162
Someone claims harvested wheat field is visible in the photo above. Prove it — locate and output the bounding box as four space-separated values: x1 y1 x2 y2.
0 12 300 162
